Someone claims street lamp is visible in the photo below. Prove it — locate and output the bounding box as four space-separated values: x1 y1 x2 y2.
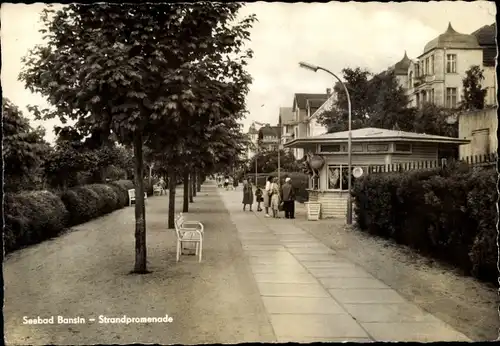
299 61 353 225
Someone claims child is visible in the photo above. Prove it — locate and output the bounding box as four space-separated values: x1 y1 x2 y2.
255 186 264 212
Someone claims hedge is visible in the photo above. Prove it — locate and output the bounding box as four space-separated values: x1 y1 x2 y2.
4 180 136 254
4 191 69 253
352 166 498 284
246 172 310 203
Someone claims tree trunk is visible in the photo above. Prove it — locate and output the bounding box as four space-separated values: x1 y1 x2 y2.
192 168 197 198
183 167 189 213
189 172 194 203
148 164 153 187
197 171 202 192
168 167 176 229
133 132 147 274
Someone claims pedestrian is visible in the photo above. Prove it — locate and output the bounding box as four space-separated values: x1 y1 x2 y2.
242 178 254 211
224 177 229 190
255 185 263 212
263 176 273 217
270 177 281 218
280 177 296 219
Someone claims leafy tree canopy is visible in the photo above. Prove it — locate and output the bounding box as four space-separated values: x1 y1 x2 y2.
460 65 487 111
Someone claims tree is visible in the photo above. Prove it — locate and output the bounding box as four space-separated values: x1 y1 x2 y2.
460 65 487 111
20 3 255 273
412 103 458 138
366 70 414 131
317 67 374 132
248 149 301 174
2 97 52 192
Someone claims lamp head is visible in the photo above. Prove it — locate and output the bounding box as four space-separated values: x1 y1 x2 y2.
299 61 319 72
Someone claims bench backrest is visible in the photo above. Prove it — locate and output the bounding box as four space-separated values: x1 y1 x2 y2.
174 213 185 238
128 189 135 198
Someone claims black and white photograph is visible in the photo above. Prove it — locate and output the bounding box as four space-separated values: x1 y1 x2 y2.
2 1 498 344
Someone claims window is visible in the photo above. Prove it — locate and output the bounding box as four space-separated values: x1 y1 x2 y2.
430 55 434 74
351 144 364 152
416 93 420 108
446 87 458 108
328 165 349 190
310 176 320 190
367 144 389 152
430 88 435 103
415 64 420 78
446 54 457 73
320 144 341 152
408 71 413 88
394 143 412 152
425 57 429 75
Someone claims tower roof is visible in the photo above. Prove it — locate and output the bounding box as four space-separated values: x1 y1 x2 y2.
423 22 480 54
393 51 412 75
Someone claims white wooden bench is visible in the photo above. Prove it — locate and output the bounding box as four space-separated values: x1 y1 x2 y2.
128 189 148 207
174 213 204 262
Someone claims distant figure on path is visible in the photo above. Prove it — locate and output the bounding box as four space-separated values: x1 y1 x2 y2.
224 177 229 190
255 185 263 212
242 178 254 211
281 177 296 219
263 176 273 217
270 177 281 218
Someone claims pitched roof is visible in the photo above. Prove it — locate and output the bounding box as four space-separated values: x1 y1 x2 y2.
423 22 480 55
471 23 497 67
471 23 496 45
284 127 469 146
307 99 326 108
279 107 294 125
259 125 280 137
293 93 328 111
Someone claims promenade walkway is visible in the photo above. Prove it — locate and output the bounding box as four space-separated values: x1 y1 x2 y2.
4 180 476 344
219 185 471 342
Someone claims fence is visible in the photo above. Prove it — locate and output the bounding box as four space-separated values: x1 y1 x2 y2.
367 153 497 174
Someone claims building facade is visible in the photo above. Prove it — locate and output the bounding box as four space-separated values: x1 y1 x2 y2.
246 123 259 160
278 107 295 151
458 107 497 159
405 23 497 109
258 124 281 151
290 92 329 159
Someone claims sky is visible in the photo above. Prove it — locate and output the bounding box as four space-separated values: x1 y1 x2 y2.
1 1 496 143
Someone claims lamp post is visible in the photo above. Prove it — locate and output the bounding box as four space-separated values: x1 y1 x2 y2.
298 61 353 225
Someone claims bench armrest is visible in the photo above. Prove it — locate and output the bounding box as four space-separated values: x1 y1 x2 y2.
180 221 204 233
180 229 203 240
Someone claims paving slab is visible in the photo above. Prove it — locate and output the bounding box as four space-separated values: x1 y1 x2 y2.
276 336 374 343
270 314 370 339
248 257 302 265
276 235 317 242
329 288 407 304
294 254 340 261
250 264 309 274
320 277 390 289
271 229 307 234
257 283 330 298
288 247 336 255
361 321 471 342
283 242 327 248
301 260 356 269
240 240 282 246
309 267 374 278
342 303 439 323
242 245 286 251
254 273 318 284
262 297 345 314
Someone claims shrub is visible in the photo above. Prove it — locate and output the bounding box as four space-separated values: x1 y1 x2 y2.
87 184 120 214
352 166 497 284
4 190 69 254
61 186 102 226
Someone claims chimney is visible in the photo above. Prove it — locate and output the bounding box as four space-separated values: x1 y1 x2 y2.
326 88 331 95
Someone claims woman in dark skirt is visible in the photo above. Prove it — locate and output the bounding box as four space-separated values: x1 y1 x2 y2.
242 178 254 211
